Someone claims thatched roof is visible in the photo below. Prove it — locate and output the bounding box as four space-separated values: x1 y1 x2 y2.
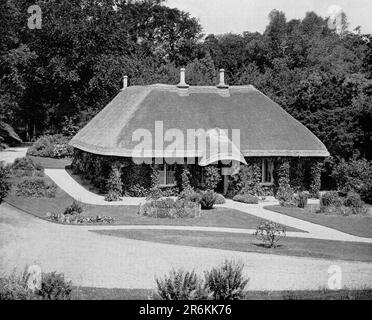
70 84 329 158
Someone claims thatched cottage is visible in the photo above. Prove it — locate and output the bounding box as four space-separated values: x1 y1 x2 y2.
69 69 329 196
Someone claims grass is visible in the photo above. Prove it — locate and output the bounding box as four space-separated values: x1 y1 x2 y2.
92 229 372 262
27 156 72 169
265 205 372 238
5 181 301 230
70 286 372 300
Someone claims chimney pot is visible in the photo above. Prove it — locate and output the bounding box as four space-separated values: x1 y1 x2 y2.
217 69 228 88
177 68 189 88
122 75 128 90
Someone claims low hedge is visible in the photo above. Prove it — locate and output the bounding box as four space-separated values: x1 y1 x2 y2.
233 193 259 204
27 134 73 159
15 177 57 198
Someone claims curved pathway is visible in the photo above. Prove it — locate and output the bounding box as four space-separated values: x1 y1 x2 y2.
1 203 372 291
45 169 372 243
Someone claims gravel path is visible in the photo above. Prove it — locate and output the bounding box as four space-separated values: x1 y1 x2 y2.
1 203 372 291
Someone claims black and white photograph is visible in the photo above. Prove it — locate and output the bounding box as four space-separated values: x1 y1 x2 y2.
0 0 371 305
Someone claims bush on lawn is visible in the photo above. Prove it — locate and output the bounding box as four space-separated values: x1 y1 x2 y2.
332 157 372 204
0 163 11 204
0 271 36 300
199 190 217 210
255 221 286 248
295 192 308 208
178 188 201 203
319 191 343 214
138 198 201 219
155 269 209 300
233 193 259 204
63 200 83 215
214 193 226 204
16 177 56 198
38 272 72 300
27 134 73 158
10 157 44 177
204 260 249 300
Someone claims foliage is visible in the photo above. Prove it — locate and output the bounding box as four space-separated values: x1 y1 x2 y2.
232 193 259 204
295 192 308 208
0 269 73 300
10 157 44 177
38 272 72 300
204 260 249 300
155 261 249 300
0 271 36 300
63 200 83 215
155 270 208 300
331 157 372 204
344 192 367 215
320 191 343 208
138 198 201 219
199 190 218 210
49 212 114 224
309 160 323 198
255 221 286 248
104 165 123 202
27 135 73 158
204 166 221 190
276 160 295 206
15 177 56 198
214 193 226 204
0 163 11 203
227 162 263 198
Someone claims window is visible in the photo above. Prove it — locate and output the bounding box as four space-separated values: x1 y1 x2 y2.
158 163 176 186
261 159 274 184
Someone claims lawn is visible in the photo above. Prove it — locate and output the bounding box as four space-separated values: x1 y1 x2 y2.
27 156 72 169
92 229 372 262
265 205 372 238
72 286 372 300
5 181 301 231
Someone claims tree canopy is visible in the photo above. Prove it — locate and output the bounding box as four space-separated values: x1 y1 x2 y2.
0 1 371 164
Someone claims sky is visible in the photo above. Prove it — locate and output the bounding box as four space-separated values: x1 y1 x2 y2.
166 0 372 35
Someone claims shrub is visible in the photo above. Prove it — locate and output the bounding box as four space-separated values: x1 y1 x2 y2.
16 177 56 198
227 163 263 197
199 190 217 210
0 163 11 204
233 193 259 204
155 269 208 300
0 269 73 300
204 166 221 190
276 160 295 206
0 272 36 300
255 221 286 248
63 200 83 215
295 192 308 208
214 193 226 204
320 191 343 211
138 198 201 219
204 260 249 300
10 157 44 177
179 188 201 203
37 272 72 300
104 165 122 201
344 192 367 215
49 212 114 224
27 134 73 158
332 157 372 204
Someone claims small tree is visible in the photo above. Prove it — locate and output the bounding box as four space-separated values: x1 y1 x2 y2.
204 166 221 190
255 221 286 248
104 164 122 201
0 163 11 203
